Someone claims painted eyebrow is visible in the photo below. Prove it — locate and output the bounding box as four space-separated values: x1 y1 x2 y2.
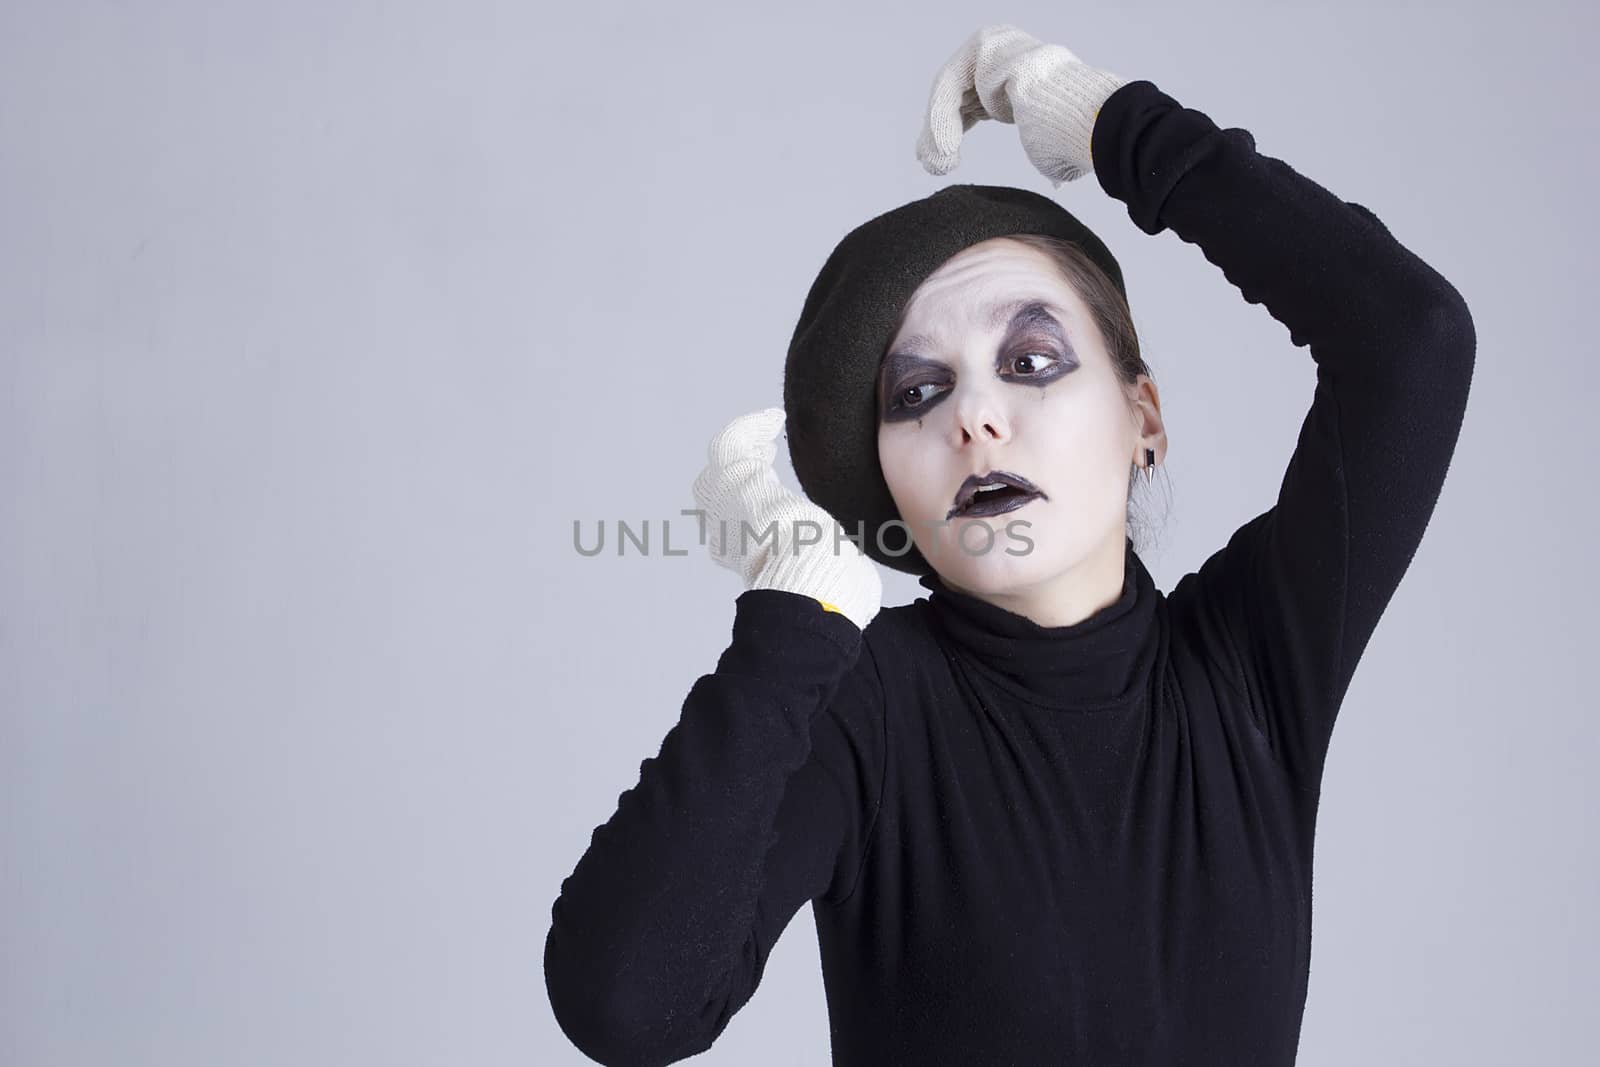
879 299 1074 393
890 299 1072 358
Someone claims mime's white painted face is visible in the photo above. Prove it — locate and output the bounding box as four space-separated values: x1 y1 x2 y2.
876 237 1163 627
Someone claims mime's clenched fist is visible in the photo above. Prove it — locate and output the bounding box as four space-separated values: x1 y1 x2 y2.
915 24 1129 188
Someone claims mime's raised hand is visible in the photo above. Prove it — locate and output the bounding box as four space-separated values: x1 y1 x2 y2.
915 24 1129 187
691 407 883 631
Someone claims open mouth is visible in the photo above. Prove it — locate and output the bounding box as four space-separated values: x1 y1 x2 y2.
948 471 1047 520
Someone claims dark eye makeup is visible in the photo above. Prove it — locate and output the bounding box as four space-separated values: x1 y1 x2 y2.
879 343 1077 422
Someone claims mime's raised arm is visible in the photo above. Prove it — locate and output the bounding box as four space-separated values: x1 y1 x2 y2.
916 23 1475 791
1090 78 1476 787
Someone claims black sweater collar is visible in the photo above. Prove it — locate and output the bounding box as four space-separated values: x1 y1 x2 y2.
915 536 1159 710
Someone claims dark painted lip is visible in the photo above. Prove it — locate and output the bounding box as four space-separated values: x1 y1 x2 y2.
952 491 1040 520
948 470 1047 520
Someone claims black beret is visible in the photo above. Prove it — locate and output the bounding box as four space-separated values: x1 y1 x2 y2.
782 183 1127 577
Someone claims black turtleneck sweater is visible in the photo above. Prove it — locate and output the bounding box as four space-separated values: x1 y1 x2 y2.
544 79 1476 1066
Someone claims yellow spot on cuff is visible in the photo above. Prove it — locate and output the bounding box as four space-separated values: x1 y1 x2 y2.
817 599 842 615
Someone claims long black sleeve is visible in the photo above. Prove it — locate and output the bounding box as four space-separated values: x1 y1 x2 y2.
1093 82 1477 789
544 589 886 1066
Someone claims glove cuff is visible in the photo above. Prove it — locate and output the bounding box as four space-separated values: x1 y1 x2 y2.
751 541 883 631
1032 64 1129 184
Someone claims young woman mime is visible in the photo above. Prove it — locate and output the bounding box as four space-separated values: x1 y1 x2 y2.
545 24 1476 1066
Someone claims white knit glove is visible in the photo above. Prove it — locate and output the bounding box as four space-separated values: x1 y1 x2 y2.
915 23 1129 188
691 407 883 631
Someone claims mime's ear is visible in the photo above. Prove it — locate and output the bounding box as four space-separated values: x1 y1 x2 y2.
1128 374 1167 465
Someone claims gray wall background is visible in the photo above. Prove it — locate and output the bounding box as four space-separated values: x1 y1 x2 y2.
3 1 1593 1064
